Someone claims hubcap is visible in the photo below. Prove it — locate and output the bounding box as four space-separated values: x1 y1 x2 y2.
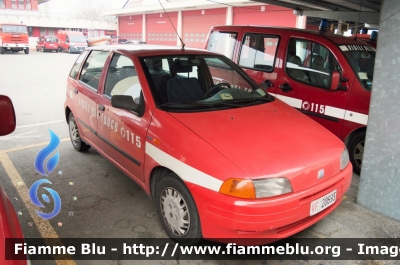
69 119 80 146
353 140 364 169
160 187 190 237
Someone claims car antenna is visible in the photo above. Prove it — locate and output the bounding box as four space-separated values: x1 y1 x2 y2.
157 0 185 51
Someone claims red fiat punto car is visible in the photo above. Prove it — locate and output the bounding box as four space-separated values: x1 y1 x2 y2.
64 45 352 245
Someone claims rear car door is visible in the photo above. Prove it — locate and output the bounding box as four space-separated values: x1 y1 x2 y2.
69 50 109 148
272 37 348 136
96 52 150 182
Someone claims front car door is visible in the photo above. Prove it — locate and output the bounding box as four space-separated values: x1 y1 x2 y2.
272 36 349 137
96 52 150 182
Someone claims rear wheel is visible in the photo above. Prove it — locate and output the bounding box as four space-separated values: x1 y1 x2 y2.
36 46 39 51
24 49 29 54
156 173 202 245
0 48 4 54
68 112 90 152
348 131 365 175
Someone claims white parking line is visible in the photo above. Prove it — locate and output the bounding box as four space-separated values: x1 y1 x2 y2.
16 120 64 129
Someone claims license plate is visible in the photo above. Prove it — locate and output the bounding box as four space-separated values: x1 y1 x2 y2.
310 189 337 216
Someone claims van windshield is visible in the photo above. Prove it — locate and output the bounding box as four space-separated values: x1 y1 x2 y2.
2 25 27 33
70 35 86 43
339 44 375 90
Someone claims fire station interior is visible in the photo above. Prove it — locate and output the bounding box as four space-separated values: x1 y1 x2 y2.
252 0 398 221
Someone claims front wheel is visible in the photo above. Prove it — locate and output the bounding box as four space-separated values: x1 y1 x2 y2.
24 49 29 54
156 173 202 245
68 47 72 54
347 131 365 175
0 47 4 54
68 112 90 152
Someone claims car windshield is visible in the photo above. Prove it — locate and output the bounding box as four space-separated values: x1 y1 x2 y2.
339 44 375 90
45 37 57 42
142 54 273 112
2 25 27 33
70 35 86 42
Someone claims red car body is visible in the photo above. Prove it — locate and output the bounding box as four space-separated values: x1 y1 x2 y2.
64 45 352 244
0 95 29 264
36 36 59 53
205 26 376 174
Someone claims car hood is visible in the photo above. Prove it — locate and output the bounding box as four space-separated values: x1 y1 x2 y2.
169 100 345 191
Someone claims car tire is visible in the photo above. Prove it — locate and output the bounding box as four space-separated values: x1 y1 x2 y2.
68 112 90 152
24 49 29 54
0 48 5 54
68 47 72 54
156 173 202 245
36 46 39 51
347 131 365 175
42 48 46 53
56 49 59 53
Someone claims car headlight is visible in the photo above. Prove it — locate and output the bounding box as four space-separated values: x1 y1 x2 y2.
340 147 350 170
219 177 293 199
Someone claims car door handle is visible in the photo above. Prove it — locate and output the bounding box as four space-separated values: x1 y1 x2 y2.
98 105 105 112
279 83 293 92
73 88 78 94
261 79 274 89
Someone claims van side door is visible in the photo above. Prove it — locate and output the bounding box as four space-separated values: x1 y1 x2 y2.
274 36 349 136
235 27 285 93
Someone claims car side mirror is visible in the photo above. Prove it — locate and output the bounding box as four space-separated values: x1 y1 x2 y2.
0 95 16 136
111 95 144 116
330 71 340 91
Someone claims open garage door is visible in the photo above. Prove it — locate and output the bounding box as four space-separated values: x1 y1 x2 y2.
182 9 226 49
119 15 143 41
233 5 296 27
146 12 178 46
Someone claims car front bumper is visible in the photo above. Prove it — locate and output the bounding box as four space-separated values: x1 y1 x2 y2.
186 164 353 244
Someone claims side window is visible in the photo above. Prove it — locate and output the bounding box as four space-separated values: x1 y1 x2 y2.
286 38 342 89
104 53 141 104
206 31 237 60
238 34 279 72
79 50 109 91
69 50 88 79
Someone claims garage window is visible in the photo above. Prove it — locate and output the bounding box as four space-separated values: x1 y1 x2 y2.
79 51 109 91
206 31 237 60
238 34 279 72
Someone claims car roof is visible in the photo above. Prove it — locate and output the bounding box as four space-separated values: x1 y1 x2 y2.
211 25 373 46
88 44 219 57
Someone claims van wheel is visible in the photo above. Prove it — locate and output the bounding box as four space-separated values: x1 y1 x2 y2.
348 131 365 175
42 48 46 53
24 49 29 54
0 48 4 54
156 173 202 245
68 112 90 152
56 49 58 53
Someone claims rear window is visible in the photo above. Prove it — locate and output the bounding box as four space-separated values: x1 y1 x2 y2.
45 37 58 42
69 51 88 79
238 34 279 72
206 31 237 60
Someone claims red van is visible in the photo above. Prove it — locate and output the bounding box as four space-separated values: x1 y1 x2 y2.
57 30 88 53
205 26 376 174
36 36 59 52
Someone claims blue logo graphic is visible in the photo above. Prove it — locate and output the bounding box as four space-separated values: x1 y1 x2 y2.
34 130 60 177
29 129 62 220
29 179 61 219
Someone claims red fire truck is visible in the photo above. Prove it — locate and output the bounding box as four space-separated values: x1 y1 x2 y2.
0 23 29 54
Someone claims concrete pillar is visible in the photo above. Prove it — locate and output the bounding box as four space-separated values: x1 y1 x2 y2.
357 0 400 221
177 10 182 47
226 6 233 25
142 14 146 42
